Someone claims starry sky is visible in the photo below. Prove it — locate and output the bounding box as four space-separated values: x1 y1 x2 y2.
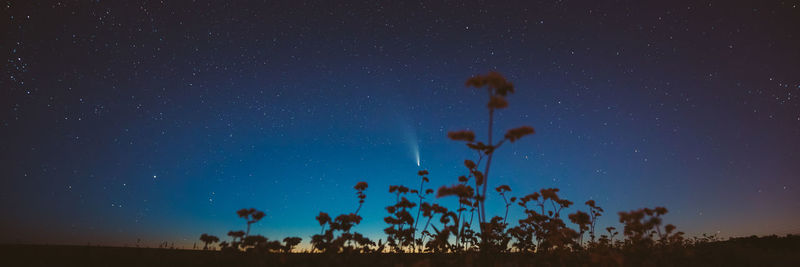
2 1 799 248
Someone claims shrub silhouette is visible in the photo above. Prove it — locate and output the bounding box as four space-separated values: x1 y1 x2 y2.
198 233 219 250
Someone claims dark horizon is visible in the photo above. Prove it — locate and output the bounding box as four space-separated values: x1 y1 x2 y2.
2 1 799 249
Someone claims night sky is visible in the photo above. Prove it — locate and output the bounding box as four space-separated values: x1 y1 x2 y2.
2 1 799 248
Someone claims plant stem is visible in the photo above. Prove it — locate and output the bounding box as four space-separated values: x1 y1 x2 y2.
502 194 510 225
420 216 433 247
246 221 251 238
413 178 424 247
480 102 495 235
455 201 464 250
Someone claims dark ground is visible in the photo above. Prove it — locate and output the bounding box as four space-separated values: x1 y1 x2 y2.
2 235 799 267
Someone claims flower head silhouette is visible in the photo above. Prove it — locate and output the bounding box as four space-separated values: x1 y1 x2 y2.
447 130 476 142
354 181 368 191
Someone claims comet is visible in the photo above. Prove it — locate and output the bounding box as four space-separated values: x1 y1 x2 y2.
404 123 421 167
414 143 420 166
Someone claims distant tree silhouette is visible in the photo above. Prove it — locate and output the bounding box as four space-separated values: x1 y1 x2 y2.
199 233 219 250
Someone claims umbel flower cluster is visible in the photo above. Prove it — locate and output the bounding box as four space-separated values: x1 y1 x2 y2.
199 72 693 264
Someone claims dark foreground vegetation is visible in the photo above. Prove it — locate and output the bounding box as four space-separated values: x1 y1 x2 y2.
2 235 800 267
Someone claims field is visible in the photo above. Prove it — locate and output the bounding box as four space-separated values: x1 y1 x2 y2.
2 235 799 267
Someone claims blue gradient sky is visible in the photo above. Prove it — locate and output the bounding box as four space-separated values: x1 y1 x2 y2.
2 1 798 248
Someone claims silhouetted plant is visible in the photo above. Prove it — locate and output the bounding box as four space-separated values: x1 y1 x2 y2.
384 184 416 252
445 71 535 248
411 170 433 252
241 234 265 250
568 210 591 246
584 200 604 243
239 234 282 253
618 207 672 248
354 181 368 214
424 204 458 253
349 232 376 253
615 207 687 265
512 188 580 253
226 230 245 250
604 226 619 244
311 212 333 252
199 233 219 250
436 182 477 252
496 185 515 225
416 202 451 252
470 185 515 252
311 181 373 253
282 237 302 253
691 233 718 244
481 216 513 252
237 208 265 238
